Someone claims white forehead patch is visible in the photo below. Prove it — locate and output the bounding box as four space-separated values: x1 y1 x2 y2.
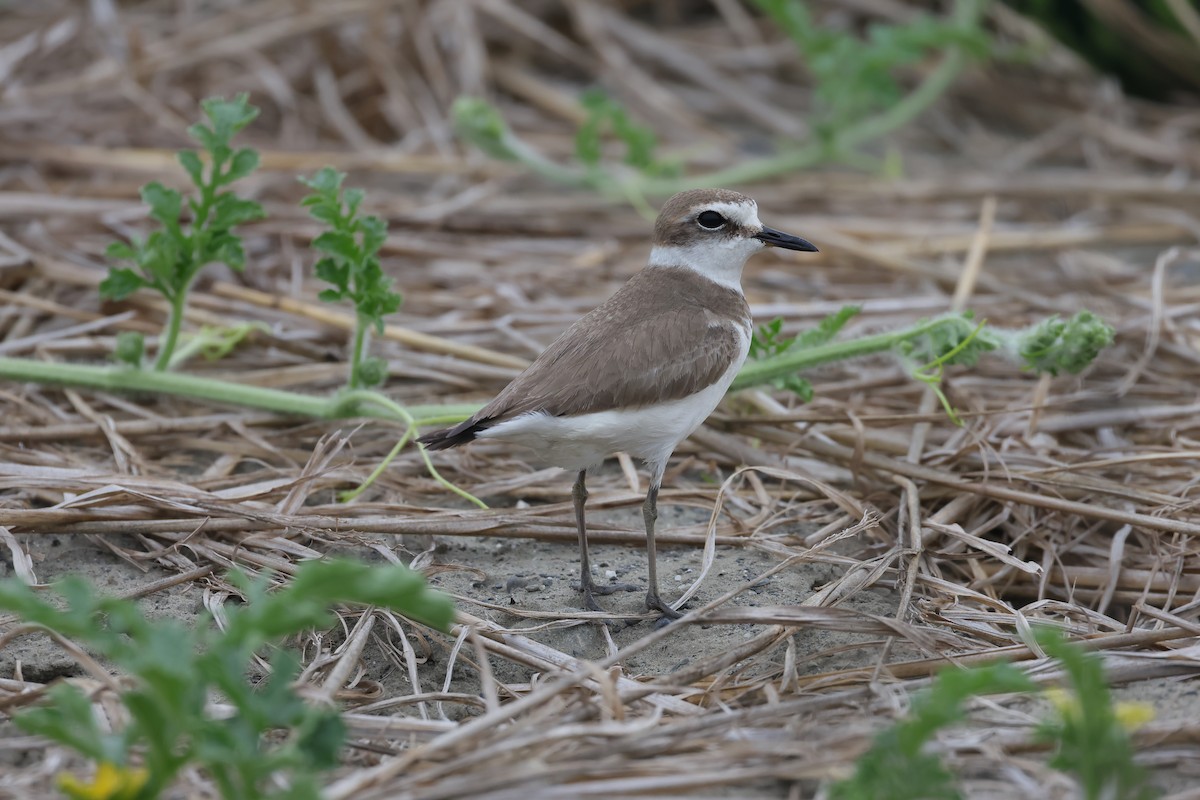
696 200 762 231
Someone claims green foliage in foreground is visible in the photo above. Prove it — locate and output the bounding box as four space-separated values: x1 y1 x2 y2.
831 662 1035 800
101 94 265 371
0 560 453 800
1035 631 1157 800
300 167 403 389
831 628 1158 800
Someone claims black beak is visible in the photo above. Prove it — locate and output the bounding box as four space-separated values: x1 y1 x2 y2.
754 226 819 252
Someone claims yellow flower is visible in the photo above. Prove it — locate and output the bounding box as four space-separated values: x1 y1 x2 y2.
57 761 149 800
1114 701 1156 732
1043 687 1156 732
1044 687 1078 717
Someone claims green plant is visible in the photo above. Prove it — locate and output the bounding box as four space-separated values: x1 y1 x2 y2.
101 94 265 371
753 0 991 145
1035 629 1158 800
748 306 862 400
0 307 1112 440
454 0 993 197
0 93 488 507
0 559 454 800
575 89 679 181
830 630 1159 800
741 307 1114 423
299 168 403 390
831 662 1036 799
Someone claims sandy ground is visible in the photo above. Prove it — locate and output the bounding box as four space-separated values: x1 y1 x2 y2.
4 464 1198 797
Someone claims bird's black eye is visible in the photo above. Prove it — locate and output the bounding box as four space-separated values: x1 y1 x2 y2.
696 210 726 230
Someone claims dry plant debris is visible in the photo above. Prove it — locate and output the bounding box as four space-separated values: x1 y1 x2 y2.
0 1 1199 798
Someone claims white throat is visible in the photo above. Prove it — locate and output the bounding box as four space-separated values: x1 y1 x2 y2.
648 238 762 292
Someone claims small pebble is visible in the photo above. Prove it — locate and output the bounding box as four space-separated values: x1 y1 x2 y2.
605 570 617 580
673 574 683 582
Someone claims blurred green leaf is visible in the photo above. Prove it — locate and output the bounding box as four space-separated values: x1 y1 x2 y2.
112 331 145 367
99 267 148 301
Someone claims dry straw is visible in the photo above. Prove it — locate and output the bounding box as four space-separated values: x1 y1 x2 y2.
1 1 1199 798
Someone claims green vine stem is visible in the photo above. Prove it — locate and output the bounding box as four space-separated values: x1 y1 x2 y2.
731 317 951 392
155 293 189 371
0 357 475 425
0 314 963 423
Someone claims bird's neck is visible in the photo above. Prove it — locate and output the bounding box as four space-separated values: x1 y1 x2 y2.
647 242 751 293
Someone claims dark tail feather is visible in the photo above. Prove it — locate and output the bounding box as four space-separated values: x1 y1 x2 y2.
418 418 488 451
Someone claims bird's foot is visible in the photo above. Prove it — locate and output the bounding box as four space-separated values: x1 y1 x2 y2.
576 580 639 616
573 579 638 597
645 590 683 621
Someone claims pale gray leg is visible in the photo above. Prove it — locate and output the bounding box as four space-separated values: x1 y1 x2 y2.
642 478 681 619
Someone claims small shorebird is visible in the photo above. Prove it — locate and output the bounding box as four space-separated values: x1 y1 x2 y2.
421 189 817 618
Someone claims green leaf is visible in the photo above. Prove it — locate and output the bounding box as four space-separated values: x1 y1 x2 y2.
210 194 265 229
312 230 360 264
1032 628 1156 800
898 312 996 369
357 356 389 388
314 258 349 293
831 661 1035 800
2 559 451 796
141 182 183 229
205 232 247 271
99 268 148 301
575 91 607 167
453 97 520 161
573 89 667 175
1017 311 1114 376
14 684 114 764
781 375 813 401
302 172 405 391
187 121 219 154
344 188 365 218
112 331 145 367
299 166 344 196
201 93 260 142
295 710 346 768
177 149 205 187
105 240 138 262
359 215 387 257
794 305 861 349
747 307 860 400
283 559 455 631
304 201 340 226
222 148 260 185
750 0 992 141
139 230 185 287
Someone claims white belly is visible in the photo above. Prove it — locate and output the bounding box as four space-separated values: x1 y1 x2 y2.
478 332 750 473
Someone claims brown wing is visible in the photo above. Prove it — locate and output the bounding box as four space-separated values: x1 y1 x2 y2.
418 268 750 450
479 268 749 422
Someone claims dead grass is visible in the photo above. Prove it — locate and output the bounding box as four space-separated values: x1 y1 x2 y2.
1 1 1199 798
